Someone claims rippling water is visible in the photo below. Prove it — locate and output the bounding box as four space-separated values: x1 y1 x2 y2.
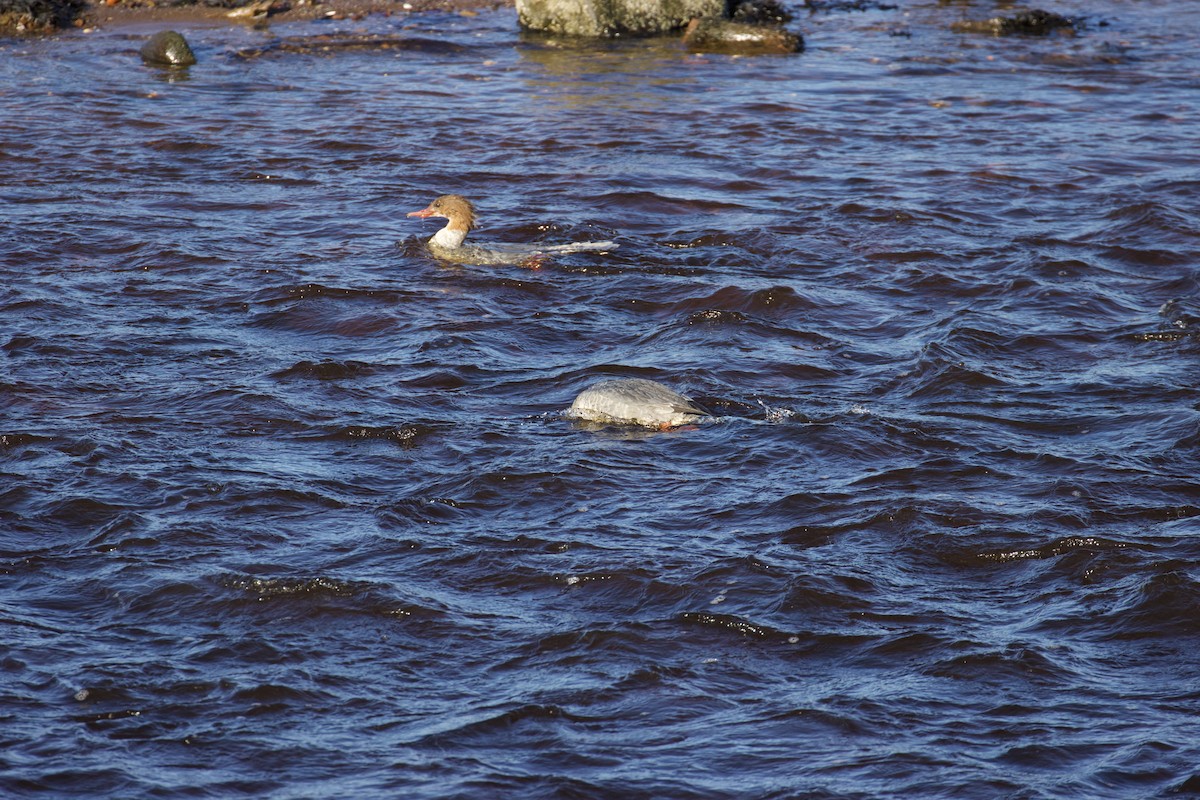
3 2 1200 796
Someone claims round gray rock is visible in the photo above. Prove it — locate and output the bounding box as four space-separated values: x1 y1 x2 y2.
140 31 197 67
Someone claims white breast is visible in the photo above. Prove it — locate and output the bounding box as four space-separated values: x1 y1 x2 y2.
430 227 467 249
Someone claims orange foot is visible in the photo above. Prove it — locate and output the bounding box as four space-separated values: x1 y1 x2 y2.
519 255 546 270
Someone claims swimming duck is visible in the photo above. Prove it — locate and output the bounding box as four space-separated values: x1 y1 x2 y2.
407 194 618 266
568 378 708 429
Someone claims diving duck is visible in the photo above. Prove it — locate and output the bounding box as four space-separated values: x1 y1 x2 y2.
407 194 618 266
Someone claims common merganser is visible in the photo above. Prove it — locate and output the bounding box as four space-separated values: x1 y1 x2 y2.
567 378 708 429
407 194 618 266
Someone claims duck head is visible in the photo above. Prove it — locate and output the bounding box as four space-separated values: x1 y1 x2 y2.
407 194 477 250
408 195 475 229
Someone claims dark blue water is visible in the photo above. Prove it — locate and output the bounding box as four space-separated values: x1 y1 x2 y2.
3 2 1200 796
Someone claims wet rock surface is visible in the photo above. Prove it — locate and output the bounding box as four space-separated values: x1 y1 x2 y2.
516 0 723 37
139 29 197 65
728 0 789 25
952 8 1077 36
232 31 470 58
517 0 802 50
683 15 802 53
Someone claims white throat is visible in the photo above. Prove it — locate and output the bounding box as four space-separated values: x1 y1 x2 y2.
430 225 467 250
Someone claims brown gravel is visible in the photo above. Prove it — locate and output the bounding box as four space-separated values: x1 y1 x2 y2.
79 0 513 31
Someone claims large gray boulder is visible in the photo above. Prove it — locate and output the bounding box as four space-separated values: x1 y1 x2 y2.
516 0 724 37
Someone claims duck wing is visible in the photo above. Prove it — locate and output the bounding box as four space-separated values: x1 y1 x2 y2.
534 241 618 254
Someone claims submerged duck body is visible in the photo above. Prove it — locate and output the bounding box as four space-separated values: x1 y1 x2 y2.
407 194 618 266
568 378 708 429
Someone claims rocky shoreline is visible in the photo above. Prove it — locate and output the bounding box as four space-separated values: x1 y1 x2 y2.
0 0 510 35
3 0 1081 40
5 0 812 55
0 0 1083 66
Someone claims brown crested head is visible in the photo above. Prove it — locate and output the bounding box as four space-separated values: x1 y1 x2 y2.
407 194 476 232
